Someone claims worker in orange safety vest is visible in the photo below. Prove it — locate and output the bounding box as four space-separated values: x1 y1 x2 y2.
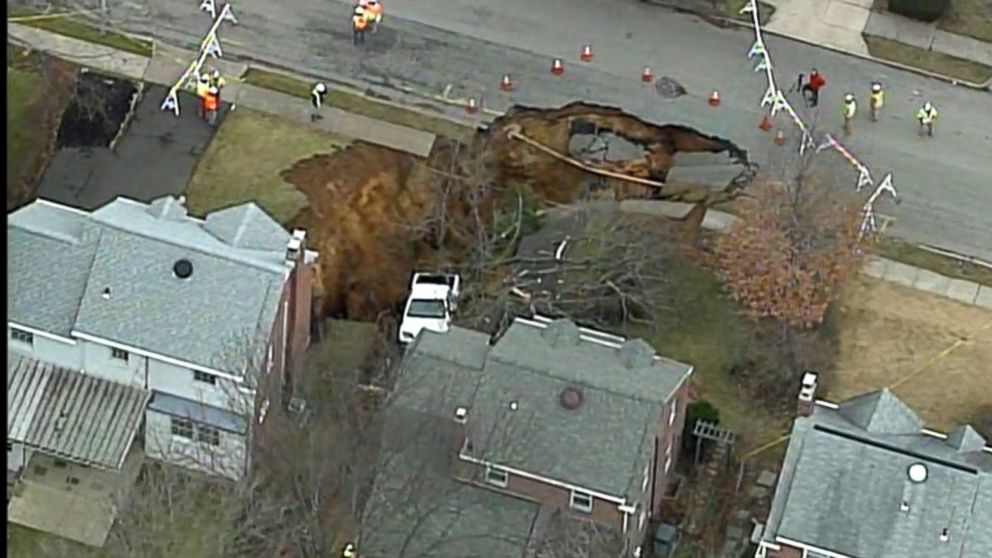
364 0 383 33
352 6 368 46
203 86 220 127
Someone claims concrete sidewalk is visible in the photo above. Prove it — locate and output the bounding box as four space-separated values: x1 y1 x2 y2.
765 0 992 81
9 20 991 310
620 199 992 310
9 23 437 158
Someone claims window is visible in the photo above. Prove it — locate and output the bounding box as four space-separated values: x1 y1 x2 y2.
664 455 673 473
485 465 509 487
570 490 593 513
170 417 194 439
668 401 677 426
11 328 34 346
641 464 650 492
197 425 220 446
638 510 647 531
111 348 129 362
193 370 217 385
7 441 12 452
633 546 643 558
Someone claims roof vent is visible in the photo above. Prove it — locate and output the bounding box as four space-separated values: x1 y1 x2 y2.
940 528 949 542
173 259 194 279
559 387 584 410
542 319 581 348
101 287 111 300
908 463 928 483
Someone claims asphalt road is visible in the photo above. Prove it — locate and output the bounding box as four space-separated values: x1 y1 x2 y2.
66 0 992 259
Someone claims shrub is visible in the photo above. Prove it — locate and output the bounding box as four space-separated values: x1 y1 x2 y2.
888 0 951 23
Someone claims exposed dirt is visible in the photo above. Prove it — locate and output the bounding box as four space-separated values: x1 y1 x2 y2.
56 71 136 149
283 102 753 321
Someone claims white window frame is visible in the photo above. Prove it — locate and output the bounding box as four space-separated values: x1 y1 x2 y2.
633 545 643 557
668 400 677 426
170 417 194 440
641 464 650 492
570 490 593 513
638 509 647 531
193 370 217 385
11 328 34 347
197 424 220 446
485 465 509 488
111 347 129 363
665 454 673 473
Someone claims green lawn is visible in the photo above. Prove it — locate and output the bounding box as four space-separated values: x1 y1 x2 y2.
863 34 992 83
184 108 351 224
873 237 992 287
242 68 476 143
7 524 100 558
940 0 992 43
8 8 153 57
7 66 45 205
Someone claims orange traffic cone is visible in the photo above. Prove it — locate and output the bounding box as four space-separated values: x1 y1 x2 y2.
500 74 515 92
551 58 565 76
759 115 772 132
774 129 787 145
580 45 594 62
708 90 721 107
641 67 653 83
466 97 478 114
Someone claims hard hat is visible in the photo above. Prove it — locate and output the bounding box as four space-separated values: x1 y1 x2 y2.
871 82 882 92
844 94 854 102
199 73 210 82
355 6 364 13
810 68 818 74
344 543 355 551
315 83 327 93
212 69 221 78
923 102 932 111
209 86 218 94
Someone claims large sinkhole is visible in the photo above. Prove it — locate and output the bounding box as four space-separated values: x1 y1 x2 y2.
56 71 137 149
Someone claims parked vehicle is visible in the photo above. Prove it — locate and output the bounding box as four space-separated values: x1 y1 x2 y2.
397 272 461 344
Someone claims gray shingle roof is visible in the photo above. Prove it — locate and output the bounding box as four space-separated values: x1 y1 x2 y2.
360 405 543 558
8 197 294 374
393 317 692 499
763 390 992 558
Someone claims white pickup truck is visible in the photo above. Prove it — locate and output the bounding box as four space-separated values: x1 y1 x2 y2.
397 272 461 345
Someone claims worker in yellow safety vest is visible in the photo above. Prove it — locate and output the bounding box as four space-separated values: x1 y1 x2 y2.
364 0 383 33
868 82 883 122
352 6 368 46
841 93 857 136
916 102 938 137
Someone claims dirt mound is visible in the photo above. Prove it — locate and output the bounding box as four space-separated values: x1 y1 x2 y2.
283 102 755 322
56 72 136 149
284 143 436 320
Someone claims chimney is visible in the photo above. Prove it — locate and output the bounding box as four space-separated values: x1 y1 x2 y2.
286 229 306 268
453 406 469 456
797 371 818 417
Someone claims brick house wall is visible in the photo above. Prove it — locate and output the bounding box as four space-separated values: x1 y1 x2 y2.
452 458 626 529
768 544 803 558
278 231 315 405
651 380 690 516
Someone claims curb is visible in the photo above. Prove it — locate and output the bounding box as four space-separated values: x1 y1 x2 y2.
715 17 992 91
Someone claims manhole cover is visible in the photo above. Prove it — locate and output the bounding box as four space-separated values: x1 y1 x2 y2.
655 76 687 99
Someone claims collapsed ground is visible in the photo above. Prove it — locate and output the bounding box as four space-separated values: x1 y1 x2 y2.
9 47 991 558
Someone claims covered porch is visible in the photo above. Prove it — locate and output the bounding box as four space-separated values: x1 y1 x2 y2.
7 354 150 546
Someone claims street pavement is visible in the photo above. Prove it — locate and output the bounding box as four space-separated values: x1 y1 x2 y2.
48 0 992 260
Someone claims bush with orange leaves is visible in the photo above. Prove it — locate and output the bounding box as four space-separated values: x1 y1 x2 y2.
713 175 864 329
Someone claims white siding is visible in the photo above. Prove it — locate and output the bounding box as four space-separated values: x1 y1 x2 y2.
79 339 145 387
7 441 26 473
8 327 81 370
146 359 248 414
144 409 246 481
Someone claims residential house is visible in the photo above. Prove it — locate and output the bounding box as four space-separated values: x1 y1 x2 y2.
360 315 694 557
756 372 992 558
7 195 316 483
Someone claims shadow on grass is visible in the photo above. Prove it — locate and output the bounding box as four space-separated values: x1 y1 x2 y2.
863 34 992 83
8 8 153 57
